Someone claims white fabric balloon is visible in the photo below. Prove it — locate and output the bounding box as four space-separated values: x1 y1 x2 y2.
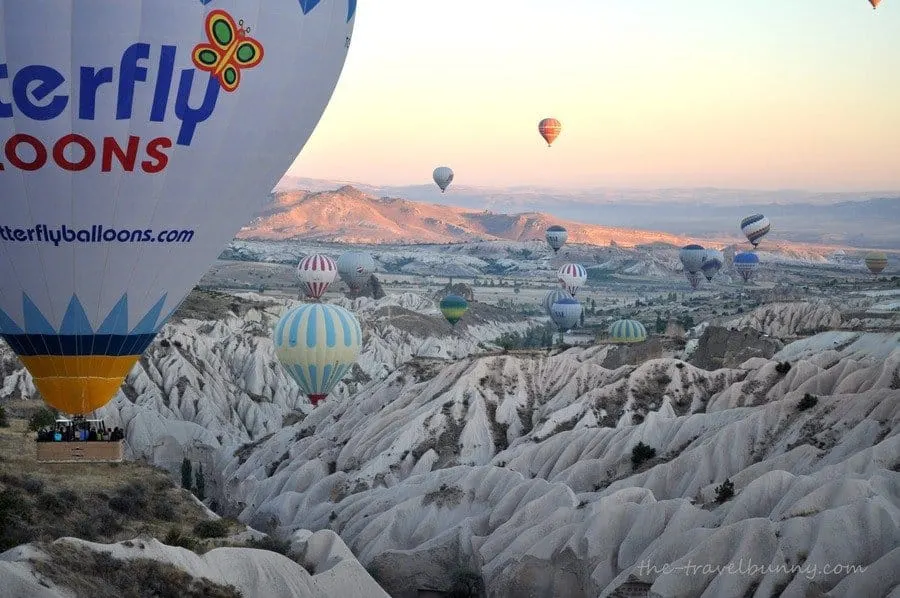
0 0 355 414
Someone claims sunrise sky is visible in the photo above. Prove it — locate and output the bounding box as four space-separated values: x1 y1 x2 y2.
287 0 900 192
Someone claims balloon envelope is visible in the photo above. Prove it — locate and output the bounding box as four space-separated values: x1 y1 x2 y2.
439 294 468 326
337 252 376 291
297 254 338 299
865 251 888 275
0 1 354 414
608 319 647 343
550 297 581 332
543 288 573 316
432 166 454 193
740 214 771 247
700 249 724 282
538 118 561 147
733 252 760 283
557 263 587 295
679 245 707 274
273 302 362 407
545 225 568 253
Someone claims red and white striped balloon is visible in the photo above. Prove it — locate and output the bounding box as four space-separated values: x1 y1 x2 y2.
557 263 587 295
297 254 338 299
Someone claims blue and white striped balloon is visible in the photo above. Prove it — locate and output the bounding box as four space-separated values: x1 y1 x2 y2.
734 252 760 283
273 303 362 407
740 214 771 247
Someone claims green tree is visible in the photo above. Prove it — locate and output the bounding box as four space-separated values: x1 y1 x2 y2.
28 407 58 432
181 457 193 490
655 312 665 333
194 463 206 501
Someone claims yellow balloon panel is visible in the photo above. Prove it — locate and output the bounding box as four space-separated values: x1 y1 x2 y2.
21 355 140 414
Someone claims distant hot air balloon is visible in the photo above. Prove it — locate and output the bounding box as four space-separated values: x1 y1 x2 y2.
741 214 771 248
679 245 707 274
440 295 469 326
685 270 704 291
543 289 573 316
608 319 647 343
545 225 568 253
273 303 362 408
433 167 454 193
297 254 338 300
550 297 582 332
733 252 760 283
538 118 562 147
700 249 724 282
557 263 588 295
869 0 881 8
337 252 376 291
865 251 888 275
0 2 355 416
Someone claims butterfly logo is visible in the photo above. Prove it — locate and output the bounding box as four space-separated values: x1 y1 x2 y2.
192 9 264 93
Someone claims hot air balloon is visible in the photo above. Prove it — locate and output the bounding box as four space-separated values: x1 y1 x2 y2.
865 251 888 275
608 319 647 343
432 167 454 193
543 289 573 316
550 297 582 332
741 214 771 248
273 303 362 407
545 225 568 253
440 295 468 326
0 2 354 416
685 270 704 291
700 249 724 282
869 0 881 8
733 252 760 283
557 263 588 295
297 254 338 300
337 252 376 291
679 245 707 274
538 118 562 147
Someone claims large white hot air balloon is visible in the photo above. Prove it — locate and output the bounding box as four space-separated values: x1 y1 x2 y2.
0 1 355 415
433 166 454 193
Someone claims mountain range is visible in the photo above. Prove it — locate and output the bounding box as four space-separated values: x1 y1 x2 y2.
239 186 701 248
265 177 900 249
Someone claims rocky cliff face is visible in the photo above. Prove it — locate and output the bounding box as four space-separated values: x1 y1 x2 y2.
1 293 898 598
689 325 783 370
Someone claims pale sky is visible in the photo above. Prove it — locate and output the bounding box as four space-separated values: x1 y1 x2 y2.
288 0 900 192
